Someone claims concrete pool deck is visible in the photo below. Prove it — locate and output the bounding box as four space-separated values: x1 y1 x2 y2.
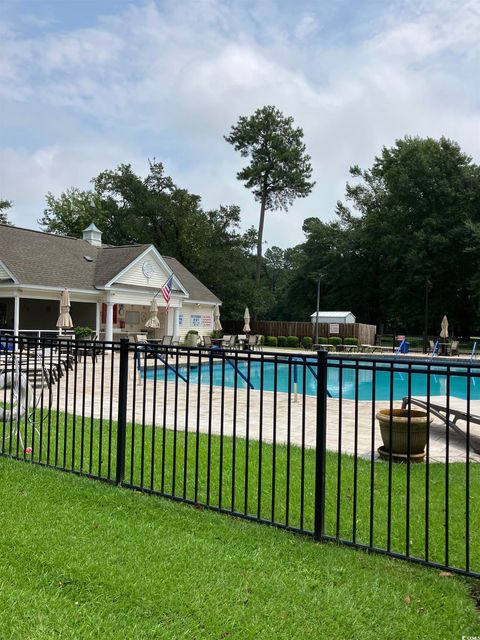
52 351 480 464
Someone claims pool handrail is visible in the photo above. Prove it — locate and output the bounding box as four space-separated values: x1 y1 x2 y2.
294 357 332 398
136 345 188 383
394 338 406 359
224 356 254 389
471 341 477 363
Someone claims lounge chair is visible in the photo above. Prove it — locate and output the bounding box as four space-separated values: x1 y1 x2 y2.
221 335 232 347
246 335 257 350
402 396 480 454
162 335 173 346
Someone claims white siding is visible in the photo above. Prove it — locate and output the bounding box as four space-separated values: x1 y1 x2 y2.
116 256 171 289
177 304 214 340
109 287 181 308
0 262 12 280
311 312 356 324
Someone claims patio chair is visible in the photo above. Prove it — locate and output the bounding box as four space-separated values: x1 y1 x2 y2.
203 336 213 348
162 335 173 346
449 340 459 356
135 334 148 344
429 340 439 354
221 335 232 347
236 334 247 349
254 335 263 351
224 335 237 350
246 334 257 350
172 335 180 346
76 334 98 363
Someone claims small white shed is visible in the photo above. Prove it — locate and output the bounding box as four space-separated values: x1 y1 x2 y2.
310 311 356 324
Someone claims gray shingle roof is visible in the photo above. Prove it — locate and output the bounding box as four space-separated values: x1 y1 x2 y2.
94 244 150 287
0 224 220 304
0 225 100 289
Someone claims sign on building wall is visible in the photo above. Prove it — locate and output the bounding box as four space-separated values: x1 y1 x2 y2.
330 323 340 334
191 314 201 327
202 315 212 327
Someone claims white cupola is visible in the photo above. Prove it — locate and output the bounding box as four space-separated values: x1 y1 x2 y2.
83 223 102 247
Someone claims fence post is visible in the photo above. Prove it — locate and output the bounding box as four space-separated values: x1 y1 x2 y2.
116 338 129 485
314 349 328 541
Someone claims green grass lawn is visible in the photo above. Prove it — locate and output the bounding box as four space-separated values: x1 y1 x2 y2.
0 458 479 639
1 410 479 574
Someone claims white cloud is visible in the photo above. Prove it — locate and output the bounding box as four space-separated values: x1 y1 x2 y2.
1 0 478 248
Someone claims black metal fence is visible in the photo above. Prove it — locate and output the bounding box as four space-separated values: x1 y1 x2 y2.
1 334 479 577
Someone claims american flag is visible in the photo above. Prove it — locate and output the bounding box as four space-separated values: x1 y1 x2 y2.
161 274 174 309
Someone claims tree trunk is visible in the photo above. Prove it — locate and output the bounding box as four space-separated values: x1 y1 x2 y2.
255 184 267 285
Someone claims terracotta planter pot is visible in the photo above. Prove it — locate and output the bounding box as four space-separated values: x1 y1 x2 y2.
376 408 431 455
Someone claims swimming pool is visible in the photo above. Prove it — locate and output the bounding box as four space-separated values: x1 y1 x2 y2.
144 359 480 401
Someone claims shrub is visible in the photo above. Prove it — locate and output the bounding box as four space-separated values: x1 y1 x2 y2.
329 337 342 346
286 336 299 348
317 336 328 344
186 329 198 335
74 327 93 339
277 336 287 347
302 336 313 349
265 336 277 347
344 337 359 345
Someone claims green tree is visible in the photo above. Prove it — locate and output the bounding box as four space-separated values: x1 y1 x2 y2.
225 105 315 285
41 189 110 238
264 246 286 293
281 136 480 334
39 162 258 320
0 199 13 225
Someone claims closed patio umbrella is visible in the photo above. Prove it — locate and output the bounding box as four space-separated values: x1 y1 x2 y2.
145 296 161 329
243 307 251 334
56 288 73 330
440 315 449 339
213 305 222 332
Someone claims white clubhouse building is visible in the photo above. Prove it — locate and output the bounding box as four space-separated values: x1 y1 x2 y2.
0 223 221 341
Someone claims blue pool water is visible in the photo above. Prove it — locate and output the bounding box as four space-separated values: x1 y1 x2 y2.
144 359 480 401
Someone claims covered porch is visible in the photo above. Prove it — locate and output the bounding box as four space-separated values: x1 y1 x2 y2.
0 287 184 342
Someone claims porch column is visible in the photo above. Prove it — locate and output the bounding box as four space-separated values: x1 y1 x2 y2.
95 302 101 338
173 308 180 336
167 308 175 335
13 295 20 337
105 301 114 342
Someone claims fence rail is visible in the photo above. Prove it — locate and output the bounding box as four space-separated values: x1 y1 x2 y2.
0 335 479 577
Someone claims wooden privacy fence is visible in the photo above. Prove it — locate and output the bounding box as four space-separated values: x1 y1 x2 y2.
222 320 376 345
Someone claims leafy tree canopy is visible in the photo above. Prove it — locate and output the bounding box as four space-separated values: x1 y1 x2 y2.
282 136 480 334
225 105 315 284
0 199 13 225
39 161 258 320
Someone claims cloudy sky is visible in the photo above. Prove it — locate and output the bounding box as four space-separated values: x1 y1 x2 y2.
1 0 479 249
